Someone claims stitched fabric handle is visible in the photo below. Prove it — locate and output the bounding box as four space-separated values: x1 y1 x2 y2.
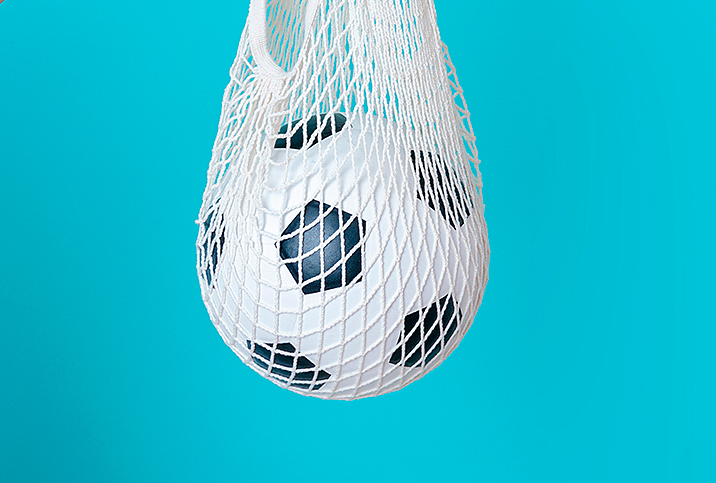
248 0 321 78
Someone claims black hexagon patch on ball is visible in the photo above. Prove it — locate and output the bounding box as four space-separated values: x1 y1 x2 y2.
390 295 462 367
411 150 473 229
275 113 347 150
280 200 366 295
247 341 331 390
200 206 225 286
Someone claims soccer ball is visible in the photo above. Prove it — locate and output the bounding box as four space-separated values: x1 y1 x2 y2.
198 113 482 399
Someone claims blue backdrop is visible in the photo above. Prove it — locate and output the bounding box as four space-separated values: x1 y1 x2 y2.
1 1 714 481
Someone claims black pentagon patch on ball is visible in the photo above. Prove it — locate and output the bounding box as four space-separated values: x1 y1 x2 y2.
200 206 225 286
275 113 347 150
389 295 461 367
410 150 473 229
280 200 366 295
247 341 331 390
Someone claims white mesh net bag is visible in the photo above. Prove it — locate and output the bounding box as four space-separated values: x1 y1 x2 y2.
197 0 489 400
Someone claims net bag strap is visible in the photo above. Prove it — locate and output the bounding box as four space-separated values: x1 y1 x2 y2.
247 0 322 79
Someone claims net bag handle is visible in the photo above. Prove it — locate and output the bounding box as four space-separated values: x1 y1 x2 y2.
247 0 322 79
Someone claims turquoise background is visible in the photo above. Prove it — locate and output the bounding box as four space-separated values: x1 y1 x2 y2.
1 0 714 481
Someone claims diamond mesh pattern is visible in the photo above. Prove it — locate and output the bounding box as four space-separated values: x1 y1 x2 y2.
197 0 489 400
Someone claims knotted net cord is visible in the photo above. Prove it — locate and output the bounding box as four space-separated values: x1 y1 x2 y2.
197 0 489 400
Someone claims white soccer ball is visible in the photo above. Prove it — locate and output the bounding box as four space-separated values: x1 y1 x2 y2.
198 113 483 399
